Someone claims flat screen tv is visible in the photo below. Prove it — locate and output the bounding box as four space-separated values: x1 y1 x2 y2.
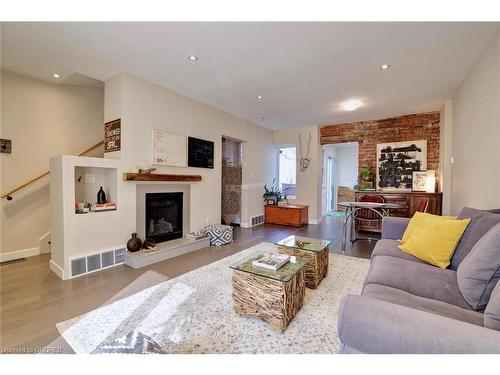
188 137 214 169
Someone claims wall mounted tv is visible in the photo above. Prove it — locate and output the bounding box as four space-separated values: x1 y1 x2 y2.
188 137 214 169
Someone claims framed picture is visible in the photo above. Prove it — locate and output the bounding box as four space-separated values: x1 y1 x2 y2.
376 139 427 191
267 198 277 205
412 170 428 192
104 119 121 153
152 129 187 167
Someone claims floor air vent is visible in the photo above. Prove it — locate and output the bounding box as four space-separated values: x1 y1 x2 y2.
251 214 265 227
87 254 101 272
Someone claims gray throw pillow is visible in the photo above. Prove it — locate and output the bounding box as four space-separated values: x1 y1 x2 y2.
457 222 500 310
485 281 500 331
452 208 500 270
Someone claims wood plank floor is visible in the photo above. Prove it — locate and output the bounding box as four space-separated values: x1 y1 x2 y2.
0 216 375 353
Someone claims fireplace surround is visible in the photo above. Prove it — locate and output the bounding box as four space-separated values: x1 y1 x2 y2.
145 192 183 243
136 184 190 245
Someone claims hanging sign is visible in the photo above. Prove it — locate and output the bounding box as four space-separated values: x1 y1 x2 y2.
104 119 121 153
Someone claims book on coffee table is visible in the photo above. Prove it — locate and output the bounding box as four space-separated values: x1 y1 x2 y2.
252 253 290 271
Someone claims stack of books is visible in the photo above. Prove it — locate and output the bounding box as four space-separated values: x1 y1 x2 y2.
186 232 208 240
252 253 290 271
91 202 117 212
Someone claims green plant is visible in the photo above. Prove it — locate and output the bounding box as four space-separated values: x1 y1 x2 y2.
263 178 288 201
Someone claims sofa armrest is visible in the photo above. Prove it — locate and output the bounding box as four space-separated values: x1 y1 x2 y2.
381 217 410 240
338 295 500 354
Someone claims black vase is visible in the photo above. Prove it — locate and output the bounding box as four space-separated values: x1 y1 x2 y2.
127 233 142 252
97 186 106 204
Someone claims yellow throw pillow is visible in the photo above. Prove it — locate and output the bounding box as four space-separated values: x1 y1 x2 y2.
399 215 471 269
400 212 456 243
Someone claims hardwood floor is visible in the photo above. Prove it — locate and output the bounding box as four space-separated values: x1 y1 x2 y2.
0 216 375 353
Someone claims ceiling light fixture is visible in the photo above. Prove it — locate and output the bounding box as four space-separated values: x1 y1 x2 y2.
341 99 361 111
379 64 391 70
52 73 61 78
257 95 263 100
187 55 199 62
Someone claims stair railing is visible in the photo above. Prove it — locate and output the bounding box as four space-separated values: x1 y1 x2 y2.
1 141 104 200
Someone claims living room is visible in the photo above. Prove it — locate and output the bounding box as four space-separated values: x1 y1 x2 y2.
1 1 500 373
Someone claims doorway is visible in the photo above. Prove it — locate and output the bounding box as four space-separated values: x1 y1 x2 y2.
221 136 243 225
322 142 359 215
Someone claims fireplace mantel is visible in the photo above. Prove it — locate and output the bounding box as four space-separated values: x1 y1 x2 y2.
123 173 202 182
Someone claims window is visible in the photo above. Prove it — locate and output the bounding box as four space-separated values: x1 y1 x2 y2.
278 146 296 199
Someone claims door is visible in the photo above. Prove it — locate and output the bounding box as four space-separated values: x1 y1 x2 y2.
326 157 338 212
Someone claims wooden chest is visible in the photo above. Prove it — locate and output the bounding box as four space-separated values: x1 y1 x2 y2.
264 204 308 227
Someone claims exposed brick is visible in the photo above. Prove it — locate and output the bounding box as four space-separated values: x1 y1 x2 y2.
320 112 440 177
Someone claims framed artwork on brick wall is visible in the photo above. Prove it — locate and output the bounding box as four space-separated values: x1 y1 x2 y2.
376 140 427 191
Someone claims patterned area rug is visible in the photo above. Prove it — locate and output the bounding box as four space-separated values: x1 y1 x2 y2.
56 242 370 354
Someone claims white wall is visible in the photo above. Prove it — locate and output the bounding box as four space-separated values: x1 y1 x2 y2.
450 28 500 214
439 100 453 215
273 125 322 223
105 73 275 230
321 142 358 215
0 70 104 256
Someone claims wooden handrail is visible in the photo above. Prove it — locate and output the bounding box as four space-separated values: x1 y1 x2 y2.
1 141 105 200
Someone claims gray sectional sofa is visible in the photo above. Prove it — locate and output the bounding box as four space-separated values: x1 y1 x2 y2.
338 207 500 353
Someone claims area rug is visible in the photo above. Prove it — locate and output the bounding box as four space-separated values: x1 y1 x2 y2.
326 210 346 217
56 242 370 354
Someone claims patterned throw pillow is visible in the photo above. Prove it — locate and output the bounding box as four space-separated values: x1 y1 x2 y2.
92 331 162 354
204 224 233 246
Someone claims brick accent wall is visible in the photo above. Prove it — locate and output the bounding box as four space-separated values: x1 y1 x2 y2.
320 112 441 179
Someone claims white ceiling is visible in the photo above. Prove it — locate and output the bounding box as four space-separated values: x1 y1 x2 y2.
1 22 498 129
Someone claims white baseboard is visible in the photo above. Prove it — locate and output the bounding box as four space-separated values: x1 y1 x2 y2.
49 260 65 279
240 222 251 228
0 247 41 262
308 218 323 225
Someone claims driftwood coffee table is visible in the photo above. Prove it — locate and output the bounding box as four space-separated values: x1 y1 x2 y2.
276 235 331 289
230 253 308 332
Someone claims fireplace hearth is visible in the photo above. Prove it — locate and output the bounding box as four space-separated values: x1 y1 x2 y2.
145 192 183 243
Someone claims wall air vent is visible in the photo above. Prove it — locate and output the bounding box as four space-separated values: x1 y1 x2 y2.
101 251 114 268
114 248 125 264
87 254 102 272
250 214 265 227
71 257 87 277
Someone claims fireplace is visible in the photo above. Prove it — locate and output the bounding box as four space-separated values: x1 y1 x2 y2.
145 192 183 243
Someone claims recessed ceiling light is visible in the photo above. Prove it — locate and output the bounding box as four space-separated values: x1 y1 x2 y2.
379 64 391 70
52 73 61 78
341 99 361 111
187 55 199 62
257 95 263 100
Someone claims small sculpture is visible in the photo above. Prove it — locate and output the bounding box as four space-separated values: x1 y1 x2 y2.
138 167 156 174
295 239 311 248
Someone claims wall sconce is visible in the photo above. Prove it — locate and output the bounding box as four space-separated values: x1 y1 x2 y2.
426 170 436 193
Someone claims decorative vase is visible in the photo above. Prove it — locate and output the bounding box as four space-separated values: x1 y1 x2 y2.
97 186 106 204
127 233 142 252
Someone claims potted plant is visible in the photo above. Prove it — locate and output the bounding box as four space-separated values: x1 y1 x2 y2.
357 166 375 190
263 178 288 205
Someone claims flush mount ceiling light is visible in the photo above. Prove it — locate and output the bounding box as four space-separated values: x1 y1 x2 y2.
379 64 391 70
341 99 361 111
52 73 61 78
187 55 199 62
257 95 263 100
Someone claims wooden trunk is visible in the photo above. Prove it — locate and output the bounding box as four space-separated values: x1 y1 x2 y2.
354 191 443 233
232 269 305 332
277 246 329 289
264 204 308 227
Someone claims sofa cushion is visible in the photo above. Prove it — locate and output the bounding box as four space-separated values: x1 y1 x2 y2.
364 255 471 309
485 281 500 330
458 223 500 310
452 208 500 270
371 239 426 264
363 283 484 326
